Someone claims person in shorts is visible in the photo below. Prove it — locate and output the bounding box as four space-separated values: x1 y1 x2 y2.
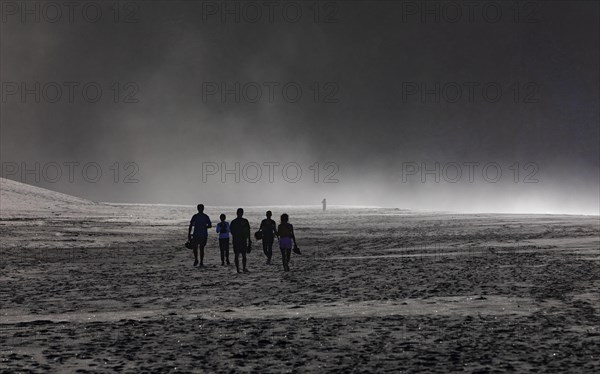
188 204 212 267
230 208 252 273
277 213 297 272
216 214 231 266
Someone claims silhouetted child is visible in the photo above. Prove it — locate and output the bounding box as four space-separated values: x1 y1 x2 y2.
216 214 230 266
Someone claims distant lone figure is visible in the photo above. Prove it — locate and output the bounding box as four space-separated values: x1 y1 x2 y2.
230 208 252 273
260 210 278 265
216 213 231 266
277 213 297 272
322 198 326 211
188 204 212 267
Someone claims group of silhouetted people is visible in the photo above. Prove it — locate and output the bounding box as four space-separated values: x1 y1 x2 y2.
187 204 298 273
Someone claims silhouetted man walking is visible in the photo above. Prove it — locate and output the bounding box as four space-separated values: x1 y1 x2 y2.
230 208 252 273
260 210 277 265
188 204 212 267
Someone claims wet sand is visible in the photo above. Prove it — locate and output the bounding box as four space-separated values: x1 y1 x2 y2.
1 182 599 372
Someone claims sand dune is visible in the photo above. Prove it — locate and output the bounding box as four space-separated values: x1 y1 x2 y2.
0 178 95 217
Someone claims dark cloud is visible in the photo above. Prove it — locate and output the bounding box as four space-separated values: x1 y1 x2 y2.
1 1 598 213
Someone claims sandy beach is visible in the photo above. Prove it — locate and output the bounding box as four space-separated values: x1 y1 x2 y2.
1 179 599 372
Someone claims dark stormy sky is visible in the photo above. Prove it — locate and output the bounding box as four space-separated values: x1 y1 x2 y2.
1 1 598 214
